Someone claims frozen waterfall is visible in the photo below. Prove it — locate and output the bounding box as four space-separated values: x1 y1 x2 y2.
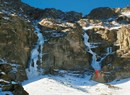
83 33 101 71
27 24 44 78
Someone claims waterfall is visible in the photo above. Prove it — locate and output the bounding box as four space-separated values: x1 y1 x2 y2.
83 33 101 71
27 23 44 79
83 29 114 72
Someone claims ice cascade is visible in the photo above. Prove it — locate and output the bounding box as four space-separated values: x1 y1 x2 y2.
27 24 44 78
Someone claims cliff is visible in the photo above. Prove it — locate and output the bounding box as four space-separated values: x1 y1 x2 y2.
0 0 130 94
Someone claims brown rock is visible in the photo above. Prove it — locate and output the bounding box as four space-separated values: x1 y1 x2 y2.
39 20 91 72
2 84 28 95
86 7 117 19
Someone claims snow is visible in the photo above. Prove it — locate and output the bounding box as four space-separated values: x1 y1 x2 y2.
122 11 130 17
0 72 5 75
109 25 121 30
2 17 10 20
83 26 104 30
23 76 88 95
83 32 101 70
0 79 10 84
23 72 130 95
83 24 122 31
110 78 130 95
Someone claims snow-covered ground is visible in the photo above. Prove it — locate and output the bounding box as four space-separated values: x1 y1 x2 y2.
23 71 130 95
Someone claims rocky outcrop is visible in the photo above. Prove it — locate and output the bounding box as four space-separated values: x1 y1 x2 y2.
27 8 82 22
116 25 130 54
87 24 130 83
116 15 130 23
0 13 36 71
1 79 28 95
0 10 36 94
86 7 117 19
39 18 91 73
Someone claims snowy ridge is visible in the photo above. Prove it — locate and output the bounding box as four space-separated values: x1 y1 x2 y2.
27 24 44 79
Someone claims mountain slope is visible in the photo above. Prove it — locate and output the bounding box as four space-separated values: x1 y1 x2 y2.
1 0 130 95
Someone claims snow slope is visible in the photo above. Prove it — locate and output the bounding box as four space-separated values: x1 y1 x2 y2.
23 71 130 95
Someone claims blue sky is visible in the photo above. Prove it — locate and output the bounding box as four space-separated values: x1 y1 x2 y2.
22 0 130 15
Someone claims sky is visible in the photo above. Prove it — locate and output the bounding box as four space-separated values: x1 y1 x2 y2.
22 0 130 15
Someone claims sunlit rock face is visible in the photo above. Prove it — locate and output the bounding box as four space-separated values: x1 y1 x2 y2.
39 18 91 73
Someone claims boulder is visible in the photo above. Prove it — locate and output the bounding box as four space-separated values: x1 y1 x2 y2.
92 71 115 83
2 83 28 95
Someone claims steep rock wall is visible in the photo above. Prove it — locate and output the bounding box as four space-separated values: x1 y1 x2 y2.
39 18 91 73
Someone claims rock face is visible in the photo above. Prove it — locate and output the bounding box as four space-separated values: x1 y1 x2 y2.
117 25 130 52
39 18 91 73
0 1 36 94
1 0 130 92
0 13 36 69
80 17 130 82
28 8 82 21
86 7 117 19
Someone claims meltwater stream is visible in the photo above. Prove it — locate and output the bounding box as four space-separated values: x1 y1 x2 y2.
27 24 44 78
